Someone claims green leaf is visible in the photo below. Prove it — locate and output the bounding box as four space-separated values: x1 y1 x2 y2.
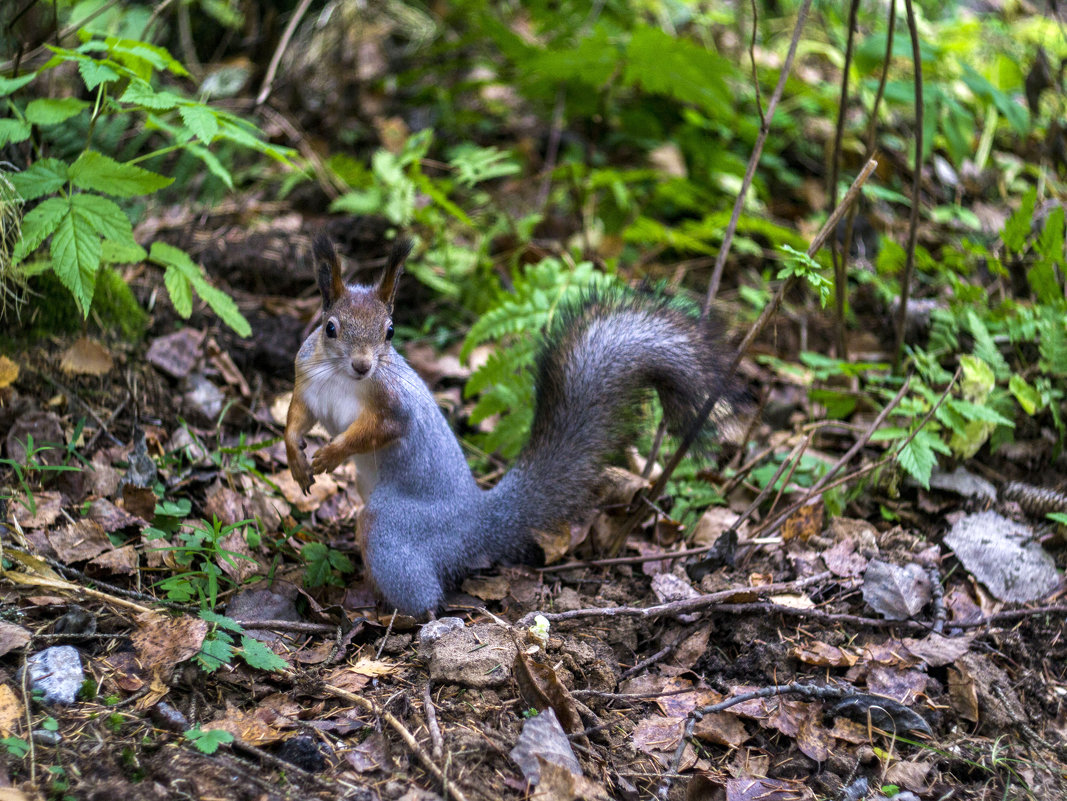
14 196 68 259
186 144 233 189
163 262 193 317
25 97 90 126
238 636 288 672
199 610 244 633
197 634 233 672
624 25 733 117
0 74 36 97
0 118 32 147
1002 187 1036 253
9 158 69 200
1009 374 1043 415
179 104 219 143
896 429 940 489
106 37 189 78
185 727 234 754
51 197 103 316
149 242 251 336
119 78 181 110
72 192 135 245
69 150 173 197
101 238 147 264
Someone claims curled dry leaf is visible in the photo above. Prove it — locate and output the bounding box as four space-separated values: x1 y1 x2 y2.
0 622 31 658
510 707 583 786
513 645 588 749
0 683 23 736
130 612 209 671
59 336 113 376
0 355 19 388
46 519 112 563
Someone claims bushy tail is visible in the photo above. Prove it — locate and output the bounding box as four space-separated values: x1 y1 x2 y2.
480 290 727 557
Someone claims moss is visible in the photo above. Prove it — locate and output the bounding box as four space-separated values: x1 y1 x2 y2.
5 267 148 344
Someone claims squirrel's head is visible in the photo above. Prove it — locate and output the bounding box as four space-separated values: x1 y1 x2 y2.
312 235 412 381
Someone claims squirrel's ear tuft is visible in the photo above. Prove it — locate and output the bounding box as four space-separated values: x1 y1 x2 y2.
377 238 412 309
314 235 346 308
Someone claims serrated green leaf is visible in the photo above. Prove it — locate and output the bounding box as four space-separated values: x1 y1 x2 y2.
185 143 233 189
197 634 234 672
0 118 32 147
149 241 251 336
238 636 288 672
101 239 147 264
0 74 37 97
71 192 135 244
185 727 233 754
51 197 103 317
14 196 68 259
9 158 69 200
25 97 90 126
179 104 219 143
69 150 173 197
896 431 938 488
107 37 189 77
163 263 193 317
199 610 244 633
949 399 1014 427
119 78 181 110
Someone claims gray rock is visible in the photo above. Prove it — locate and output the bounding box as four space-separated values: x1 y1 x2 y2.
26 645 84 704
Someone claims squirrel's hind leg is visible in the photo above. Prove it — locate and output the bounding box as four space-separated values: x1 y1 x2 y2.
358 510 445 618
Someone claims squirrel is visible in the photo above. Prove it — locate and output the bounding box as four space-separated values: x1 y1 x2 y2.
285 235 727 617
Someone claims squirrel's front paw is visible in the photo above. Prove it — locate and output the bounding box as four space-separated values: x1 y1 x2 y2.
290 453 314 494
310 442 345 475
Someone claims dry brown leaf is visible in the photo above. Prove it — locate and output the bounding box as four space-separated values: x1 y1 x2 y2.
204 704 287 746
462 574 510 601
884 760 934 793
0 355 18 388
513 647 588 749
130 612 208 669
46 519 112 563
781 501 822 542
0 683 23 736
692 711 749 748
726 776 815 801
13 490 64 529
344 731 388 772
0 622 31 658
631 716 686 768
947 664 980 723
901 632 975 668
652 677 719 718
822 537 868 577
88 498 146 533
795 704 834 762
532 758 612 801
270 469 339 512
59 336 113 376
87 544 139 575
791 641 857 668
769 593 815 609
145 328 204 379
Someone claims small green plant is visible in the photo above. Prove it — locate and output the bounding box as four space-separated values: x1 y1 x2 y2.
0 433 84 516
2 736 29 757
3 31 293 333
300 541 355 589
146 514 259 608
461 257 618 458
185 725 234 754
196 610 288 673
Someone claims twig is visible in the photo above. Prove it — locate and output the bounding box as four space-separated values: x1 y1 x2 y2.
829 0 862 359
423 681 444 761
703 0 814 309
619 643 677 681
325 684 469 801
0 0 125 73
893 0 924 371
516 571 832 629
539 544 720 573
926 564 946 635
256 0 315 106
233 619 338 634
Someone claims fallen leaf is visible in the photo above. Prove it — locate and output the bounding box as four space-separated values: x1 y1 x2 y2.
726 776 815 801
944 511 1060 603
0 683 23 736
632 716 686 768
781 500 823 542
87 544 139 575
130 612 208 670
205 704 287 746
769 593 815 609
510 707 583 785
866 664 928 704
862 559 932 620
462 574 510 601
0 622 31 658
791 641 857 668
12 490 64 529
46 519 112 563
901 632 975 668
0 355 18 388
344 731 389 772
692 711 749 748
59 336 113 376
822 537 868 577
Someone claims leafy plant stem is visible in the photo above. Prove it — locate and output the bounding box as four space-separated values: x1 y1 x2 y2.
893 0 925 372
127 143 187 165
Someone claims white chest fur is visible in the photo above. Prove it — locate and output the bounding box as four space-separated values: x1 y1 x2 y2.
302 366 381 501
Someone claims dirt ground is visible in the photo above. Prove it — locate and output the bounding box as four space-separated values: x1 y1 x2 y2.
1 217 1066 801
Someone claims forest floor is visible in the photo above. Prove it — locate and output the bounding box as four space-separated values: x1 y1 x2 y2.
1 212 1066 801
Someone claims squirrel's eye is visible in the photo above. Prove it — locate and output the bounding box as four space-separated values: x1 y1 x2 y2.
325 320 337 338
385 324 394 341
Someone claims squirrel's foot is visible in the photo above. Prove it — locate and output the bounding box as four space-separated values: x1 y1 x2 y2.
290 454 314 494
310 441 347 475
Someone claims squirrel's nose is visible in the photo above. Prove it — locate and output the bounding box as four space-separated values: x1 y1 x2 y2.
351 358 372 377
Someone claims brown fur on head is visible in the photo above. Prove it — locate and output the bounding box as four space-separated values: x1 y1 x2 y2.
312 235 413 379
